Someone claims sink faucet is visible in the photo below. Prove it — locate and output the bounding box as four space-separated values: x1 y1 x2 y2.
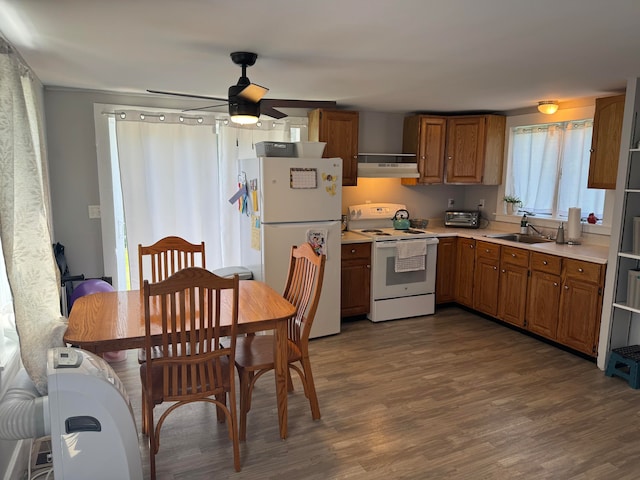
527 224 546 237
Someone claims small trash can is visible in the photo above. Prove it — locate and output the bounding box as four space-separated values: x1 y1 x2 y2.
212 266 253 280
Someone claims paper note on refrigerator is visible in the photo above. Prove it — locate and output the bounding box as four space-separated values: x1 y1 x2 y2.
307 228 328 258
251 215 260 250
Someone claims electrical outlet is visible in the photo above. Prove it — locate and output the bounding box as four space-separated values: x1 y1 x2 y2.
478 199 485 209
447 198 455 208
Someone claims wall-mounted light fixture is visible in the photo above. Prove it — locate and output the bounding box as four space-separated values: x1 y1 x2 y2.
537 100 559 115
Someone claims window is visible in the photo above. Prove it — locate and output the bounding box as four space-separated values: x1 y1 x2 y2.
505 119 605 220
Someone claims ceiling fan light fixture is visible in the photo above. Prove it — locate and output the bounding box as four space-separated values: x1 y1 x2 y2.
538 100 559 115
229 99 260 125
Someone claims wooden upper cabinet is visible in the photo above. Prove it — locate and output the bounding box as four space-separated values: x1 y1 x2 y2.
587 94 625 190
401 115 446 185
308 109 359 186
446 115 505 184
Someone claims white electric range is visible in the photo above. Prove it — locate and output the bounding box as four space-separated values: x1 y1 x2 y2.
347 203 439 322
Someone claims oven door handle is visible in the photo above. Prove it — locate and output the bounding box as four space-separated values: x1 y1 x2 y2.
375 238 439 249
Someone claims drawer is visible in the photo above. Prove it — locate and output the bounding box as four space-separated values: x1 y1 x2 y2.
341 243 371 260
500 246 530 268
530 252 562 275
476 241 500 260
563 258 602 283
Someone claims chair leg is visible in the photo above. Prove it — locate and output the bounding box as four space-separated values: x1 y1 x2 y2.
146 403 157 480
141 388 148 435
287 367 294 393
240 369 254 442
227 391 241 471
300 356 321 420
215 393 227 423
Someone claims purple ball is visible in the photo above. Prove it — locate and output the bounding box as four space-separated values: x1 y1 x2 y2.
68 279 114 311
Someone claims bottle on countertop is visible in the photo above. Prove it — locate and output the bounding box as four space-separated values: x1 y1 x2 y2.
556 222 565 244
520 214 528 234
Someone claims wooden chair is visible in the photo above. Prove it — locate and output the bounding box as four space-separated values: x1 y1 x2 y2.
140 267 241 478
233 242 326 440
138 236 207 428
138 236 206 288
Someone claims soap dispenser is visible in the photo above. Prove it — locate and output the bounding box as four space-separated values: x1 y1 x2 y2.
556 222 565 244
520 214 528 234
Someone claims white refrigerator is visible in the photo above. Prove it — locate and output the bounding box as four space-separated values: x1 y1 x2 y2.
238 156 343 338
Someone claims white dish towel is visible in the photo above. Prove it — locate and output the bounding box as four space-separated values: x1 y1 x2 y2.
395 239 427 273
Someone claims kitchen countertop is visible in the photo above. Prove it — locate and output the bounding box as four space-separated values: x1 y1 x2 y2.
340 226 609 264
340 231 372 244
426 226 609 264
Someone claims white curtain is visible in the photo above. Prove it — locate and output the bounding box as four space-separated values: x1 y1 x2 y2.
0 41 66 395
115 113 223 289
113 113 302 289
509 119 604 218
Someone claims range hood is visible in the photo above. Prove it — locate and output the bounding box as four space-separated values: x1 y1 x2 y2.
357 153 419 178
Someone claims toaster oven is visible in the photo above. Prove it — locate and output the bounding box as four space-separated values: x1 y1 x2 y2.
445 210 480 228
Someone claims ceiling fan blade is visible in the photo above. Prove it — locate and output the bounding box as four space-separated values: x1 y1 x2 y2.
260 104 288 120
237 83 269 103
262 99 337 109
182 103 229 113
147 89 227 102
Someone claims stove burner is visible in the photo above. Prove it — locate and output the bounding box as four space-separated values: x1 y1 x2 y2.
361 229 383 233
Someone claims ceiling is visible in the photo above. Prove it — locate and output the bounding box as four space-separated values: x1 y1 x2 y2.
2 0 640 115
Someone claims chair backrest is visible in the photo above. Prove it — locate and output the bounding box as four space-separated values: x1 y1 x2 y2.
138 236 206 288
142 267 239 402
282 242 326 345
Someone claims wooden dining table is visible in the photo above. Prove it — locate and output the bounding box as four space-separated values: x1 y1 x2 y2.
64 280 297 439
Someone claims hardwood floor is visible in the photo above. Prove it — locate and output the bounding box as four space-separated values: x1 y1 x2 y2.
111 306 640 479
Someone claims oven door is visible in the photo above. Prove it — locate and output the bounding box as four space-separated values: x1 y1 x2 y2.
372 238 438 300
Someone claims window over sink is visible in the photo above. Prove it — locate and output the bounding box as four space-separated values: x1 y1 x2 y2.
505 118 605 220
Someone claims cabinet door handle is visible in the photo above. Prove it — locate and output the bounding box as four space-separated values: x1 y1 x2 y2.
366 265 371 268
553 282 558 286
470 244 474 249
501 269 506 273
578 268 584 273
493 266 497 270
351 249 356 253
564 285 569 289
485 249 490 253
511 253 516 257
543 261 548 265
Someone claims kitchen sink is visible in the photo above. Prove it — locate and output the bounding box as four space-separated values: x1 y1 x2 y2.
485 233 554 244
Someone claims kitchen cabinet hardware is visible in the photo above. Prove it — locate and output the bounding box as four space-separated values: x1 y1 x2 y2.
543 260 548 265
578 268 584 272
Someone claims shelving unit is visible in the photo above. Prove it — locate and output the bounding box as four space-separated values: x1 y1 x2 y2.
598 78 640 369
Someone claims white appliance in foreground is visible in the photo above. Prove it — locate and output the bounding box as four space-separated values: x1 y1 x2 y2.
348 203 439 322
239 156 343 338
48 347 143 480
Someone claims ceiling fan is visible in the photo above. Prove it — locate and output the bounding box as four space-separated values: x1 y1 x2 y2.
148 51 336 124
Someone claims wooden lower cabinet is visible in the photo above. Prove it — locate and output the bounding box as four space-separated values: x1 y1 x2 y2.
473 241 500 316
455 237 475 307
497 246 529 327
557 259 605 355
526 252 562 339
340 243 371 317
435 239 605 357
435 237 457 303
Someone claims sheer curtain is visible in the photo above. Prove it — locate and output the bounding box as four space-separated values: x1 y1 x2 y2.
508 119 604 218
114 112 300 289
0 40 66 394
115 112 222 289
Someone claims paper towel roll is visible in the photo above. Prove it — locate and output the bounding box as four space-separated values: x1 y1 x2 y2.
567 207 581 240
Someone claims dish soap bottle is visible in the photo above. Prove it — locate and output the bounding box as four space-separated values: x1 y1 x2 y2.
520 214 528 234
556 222 565 244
